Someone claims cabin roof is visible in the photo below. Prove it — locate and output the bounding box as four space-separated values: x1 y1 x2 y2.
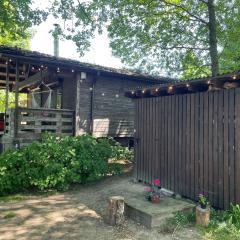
125 70 240 98
0 45 173 83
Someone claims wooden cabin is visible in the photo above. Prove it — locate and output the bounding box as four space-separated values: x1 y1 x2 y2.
0 45 172 151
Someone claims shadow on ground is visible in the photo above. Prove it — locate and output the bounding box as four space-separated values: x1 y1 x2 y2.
0 173 202 240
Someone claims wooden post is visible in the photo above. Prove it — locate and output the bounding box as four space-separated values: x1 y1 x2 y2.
4 59 9 133
14 59 19 140
74 73 81 136
106 196 125 226
89 76 97 135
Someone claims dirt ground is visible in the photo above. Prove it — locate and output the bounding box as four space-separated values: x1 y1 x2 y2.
0 173 202 240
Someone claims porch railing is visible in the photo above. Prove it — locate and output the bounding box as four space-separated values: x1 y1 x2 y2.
5 108 75 139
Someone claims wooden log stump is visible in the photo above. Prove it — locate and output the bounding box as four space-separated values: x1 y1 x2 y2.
106 196 125 226
196 206 210 227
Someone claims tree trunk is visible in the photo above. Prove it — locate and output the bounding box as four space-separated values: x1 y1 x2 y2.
207 0 219 77
106 196 125 226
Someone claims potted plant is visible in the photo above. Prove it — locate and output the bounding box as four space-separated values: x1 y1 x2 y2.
199 193 208 209
196 193 210 227
144 179 161 203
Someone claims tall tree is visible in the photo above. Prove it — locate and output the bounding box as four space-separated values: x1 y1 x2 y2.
0 0 47 43
51 0 240 78
0 30 32 49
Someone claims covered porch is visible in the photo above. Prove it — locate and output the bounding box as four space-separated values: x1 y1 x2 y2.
0 49 77 151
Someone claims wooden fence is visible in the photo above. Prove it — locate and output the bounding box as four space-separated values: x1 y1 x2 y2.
134 88 240 209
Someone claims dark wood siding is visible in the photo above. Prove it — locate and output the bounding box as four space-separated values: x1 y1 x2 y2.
76 74 152 137
134 88 240 209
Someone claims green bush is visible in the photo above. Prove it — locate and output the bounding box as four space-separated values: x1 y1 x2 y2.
204 205 240 240
0 134 122 195
110 140 134 162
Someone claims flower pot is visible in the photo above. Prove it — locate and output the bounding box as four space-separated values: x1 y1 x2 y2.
200 204 207 209
151 195 160 204
196 205 210 227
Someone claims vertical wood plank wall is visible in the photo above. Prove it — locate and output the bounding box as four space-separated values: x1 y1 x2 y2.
134 88 240 209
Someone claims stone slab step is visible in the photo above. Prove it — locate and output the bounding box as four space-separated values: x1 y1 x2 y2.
125 196 195 229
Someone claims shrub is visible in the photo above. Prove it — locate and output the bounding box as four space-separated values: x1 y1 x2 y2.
0 134 123 195
204 205 240 240
110 140 134 162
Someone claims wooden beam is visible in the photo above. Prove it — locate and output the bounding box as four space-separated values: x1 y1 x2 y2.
5 61 9 111
0 72 25 78
75 73 81 136
14 60 19 139
15 68 49 90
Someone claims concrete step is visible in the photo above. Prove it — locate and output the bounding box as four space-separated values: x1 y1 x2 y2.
125 196 195 229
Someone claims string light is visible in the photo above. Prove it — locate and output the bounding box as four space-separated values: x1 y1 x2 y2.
32 67 35 70
207 80 211 85
168 86 173 91
155 88 159 92
57 67 60 72
41 65 44 68
38 68 41 71
115 94 119 98
186 83 190 87
232 74 237 80
71 69 75 73
5 61 8 65
9 59 12 62
89 87 93 91
102 93 105 96
131 91 134 94
142 90 145 94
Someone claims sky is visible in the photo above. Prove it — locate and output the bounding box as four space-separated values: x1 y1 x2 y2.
30 15 123 69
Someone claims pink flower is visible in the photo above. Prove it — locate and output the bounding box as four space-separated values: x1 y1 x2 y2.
144 187 151 192
154 179 161 186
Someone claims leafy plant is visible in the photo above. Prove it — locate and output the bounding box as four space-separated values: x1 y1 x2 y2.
160 211 195 234
198 193 209 209
144 179 161 202
0 134 124 195
203 205 240 240
110 140 133 162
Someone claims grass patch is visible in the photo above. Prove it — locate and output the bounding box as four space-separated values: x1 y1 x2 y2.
3 212 16 219
0 194 29 202
202 206 240 240
159 204 240 239
160 210 195 234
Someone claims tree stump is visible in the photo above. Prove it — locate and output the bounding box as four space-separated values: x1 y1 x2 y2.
196 206 210 227
106 196 125 226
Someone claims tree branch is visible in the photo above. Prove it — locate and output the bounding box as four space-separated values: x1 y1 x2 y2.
160 46 210 51
160 0 208 25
